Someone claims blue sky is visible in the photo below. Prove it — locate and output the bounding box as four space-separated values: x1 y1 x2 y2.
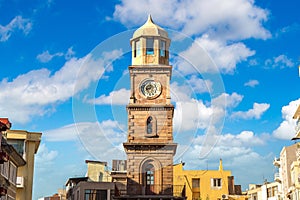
0 0 299 199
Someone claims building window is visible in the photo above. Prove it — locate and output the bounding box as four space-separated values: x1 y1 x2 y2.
146 170 154 185
134 40 141 57
146 38 154 55
145 164 154 185
84 189 107 200
147 116 153 134
9 162 17 185
7 139 25 156
99 172 103 181
160 40 166 57
192 178 200 188
211 178 222 188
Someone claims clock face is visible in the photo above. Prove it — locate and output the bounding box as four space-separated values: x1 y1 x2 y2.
140 80 162 98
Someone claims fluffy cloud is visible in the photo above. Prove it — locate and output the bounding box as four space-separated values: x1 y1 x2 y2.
35 143 58 168
173 92 243 132
36 51 64 63
89 88 130 105
113 0 270 40
273 99 300 140
44 120 126 161
174 99 213 132
175 35 255 75
0 16 32 42
265 54 294 69
175 130 272 188
0 49 123 123
188 75 212 94
244 79 259 87
113 0 268 75
36 47 75 63
231 102 270 120
212 92 243 109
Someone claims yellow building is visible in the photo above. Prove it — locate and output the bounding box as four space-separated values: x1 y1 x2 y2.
85 160 111 182
173 160 246 200
6 129 42 200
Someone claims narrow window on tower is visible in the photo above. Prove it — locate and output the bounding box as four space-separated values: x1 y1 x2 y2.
134 41 137 57
136 40 141 56
146 116 157 137
160 40 166 57
147 116 153 134
146 38 154 55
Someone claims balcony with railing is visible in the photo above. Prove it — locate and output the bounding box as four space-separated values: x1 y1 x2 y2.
273 158 280 167
296 119 300 135
274 173 281 183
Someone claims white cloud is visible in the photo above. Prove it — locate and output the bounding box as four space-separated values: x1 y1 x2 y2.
174 99 213 131
244 79 259 87
35 143 58 166
231 102 270 120
273 99 300 140
175 130 272 188
171 82 193 102
212 92 243 109
175 35 255 75
188 75 212 94
265 54 294 69
36 50 64 63
113 0 270 40
89 88 130 105
37 47 76 63
65 47 76 60
173 92 243 132
43 120 126 161
113 0 267 75
0 16 32 42
0 49 123 123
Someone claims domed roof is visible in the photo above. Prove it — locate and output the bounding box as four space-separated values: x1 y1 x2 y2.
132 15 168 39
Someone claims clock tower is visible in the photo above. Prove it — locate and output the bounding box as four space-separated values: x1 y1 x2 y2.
123 15 177 196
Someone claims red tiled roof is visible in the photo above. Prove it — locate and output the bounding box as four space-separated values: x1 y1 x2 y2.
0 118 11 129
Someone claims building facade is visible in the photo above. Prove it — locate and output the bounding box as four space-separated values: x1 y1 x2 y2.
247 182 281 200
271 104 300 200
0 118 26 200
119 15 185 199
174 160 245 200
65 160 128 200
274 143 298 199
6 129 42 200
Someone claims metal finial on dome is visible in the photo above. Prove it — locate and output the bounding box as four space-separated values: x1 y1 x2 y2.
147 14 154 23
131 14 169 39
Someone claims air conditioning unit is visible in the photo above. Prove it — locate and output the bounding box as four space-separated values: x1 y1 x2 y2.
222 194 229 200
16 177 24 188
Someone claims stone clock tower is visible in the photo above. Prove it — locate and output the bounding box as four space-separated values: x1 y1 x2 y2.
123 15 177 196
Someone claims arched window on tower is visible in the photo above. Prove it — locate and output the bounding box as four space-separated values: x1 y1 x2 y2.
147 116 153 134
146 116 157 137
